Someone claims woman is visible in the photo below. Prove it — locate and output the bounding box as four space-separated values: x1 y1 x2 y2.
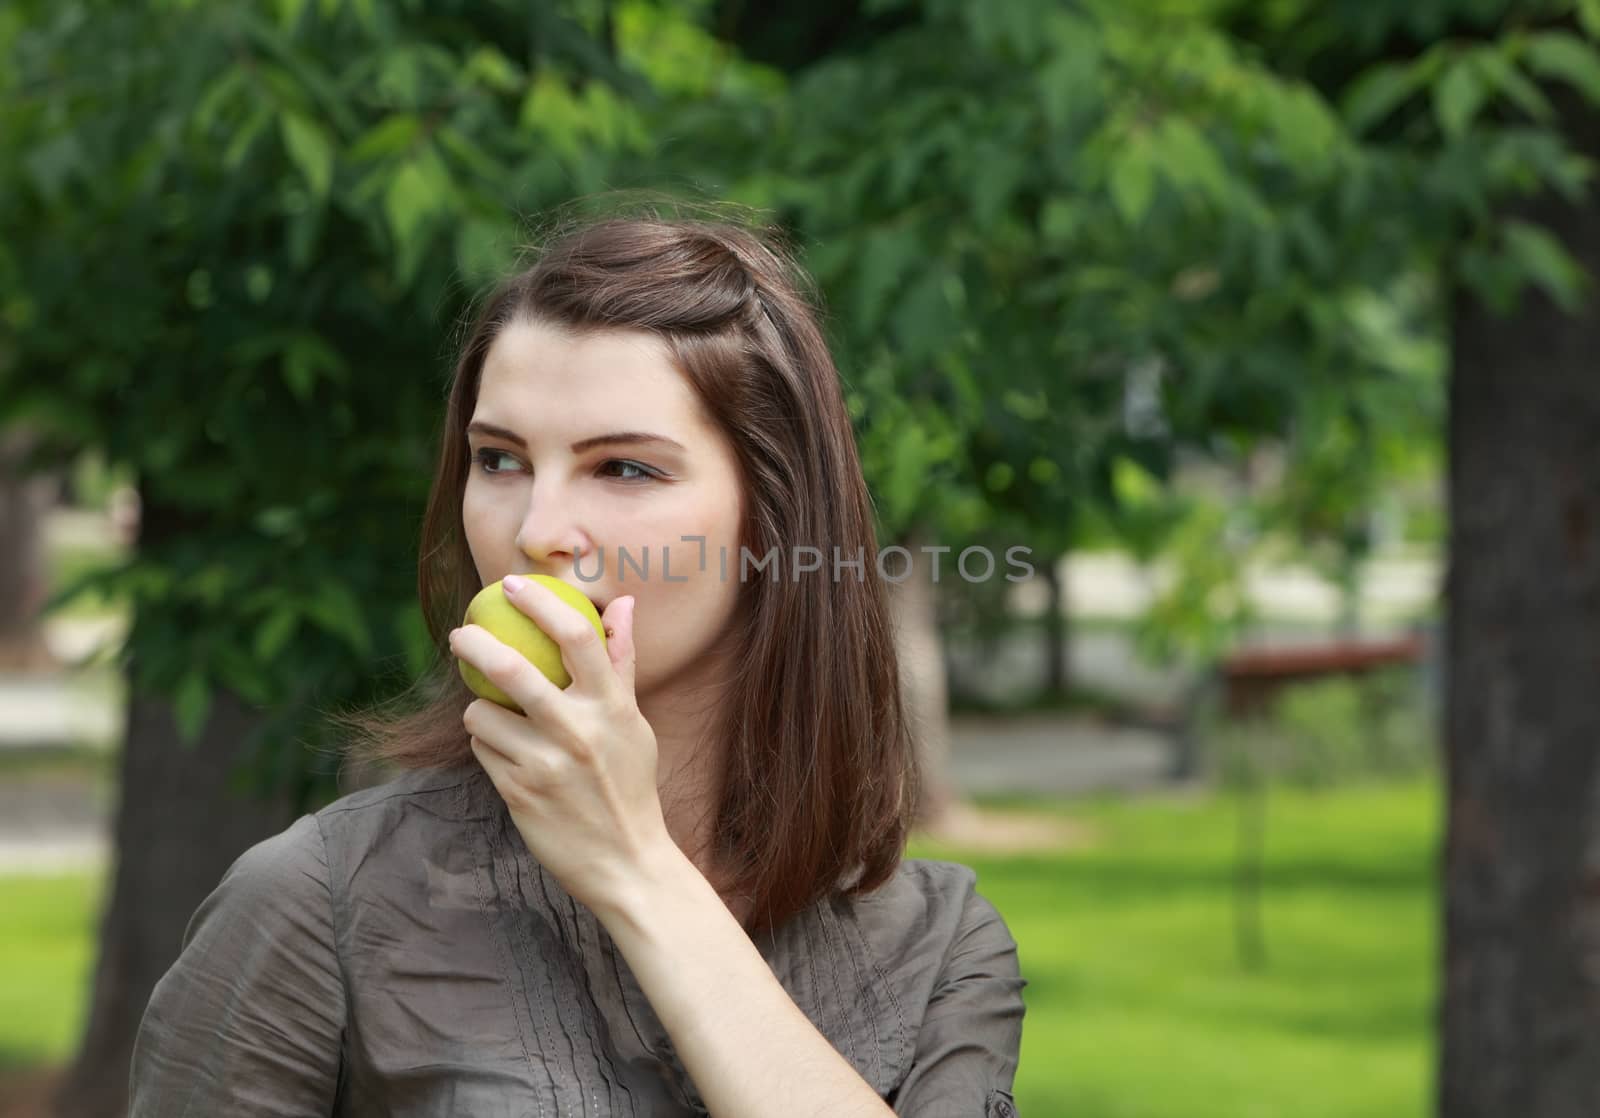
128 212 1027 1116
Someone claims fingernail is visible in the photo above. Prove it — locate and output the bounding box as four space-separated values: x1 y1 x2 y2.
503 575 525 594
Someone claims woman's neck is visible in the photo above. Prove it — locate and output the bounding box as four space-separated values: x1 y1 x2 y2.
636 650 737 882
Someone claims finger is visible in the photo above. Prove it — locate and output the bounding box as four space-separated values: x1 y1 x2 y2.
468 733 513 786
469 733 538 811
451 622 565 718
602 596 637 695
462 697 549 764
503 575 613 694
466 714 572 789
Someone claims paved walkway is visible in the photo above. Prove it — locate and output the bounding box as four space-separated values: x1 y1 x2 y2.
0 710 1177 872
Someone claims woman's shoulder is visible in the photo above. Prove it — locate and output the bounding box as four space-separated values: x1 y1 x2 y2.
856 857 1007 924
839 857 1019 973
204 761 491 915
317 758 486 817
200 812 332 917
309 758 491 838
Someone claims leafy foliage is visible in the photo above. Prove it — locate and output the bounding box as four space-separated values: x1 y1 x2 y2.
2 0 1596 796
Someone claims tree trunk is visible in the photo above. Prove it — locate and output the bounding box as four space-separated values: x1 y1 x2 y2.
0 424 63 674
889 525 963 830
1439 92 1600 1117
1040 551 1071 694
52 495 300 1118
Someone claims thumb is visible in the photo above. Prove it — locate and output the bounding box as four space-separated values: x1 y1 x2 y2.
602 595 637 694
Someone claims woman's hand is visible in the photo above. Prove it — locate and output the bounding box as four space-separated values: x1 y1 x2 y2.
449 577 670 913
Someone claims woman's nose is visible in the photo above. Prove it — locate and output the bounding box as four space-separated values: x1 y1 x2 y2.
515 484 593 568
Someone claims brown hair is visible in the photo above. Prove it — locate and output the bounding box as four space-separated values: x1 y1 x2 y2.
332 206 921 934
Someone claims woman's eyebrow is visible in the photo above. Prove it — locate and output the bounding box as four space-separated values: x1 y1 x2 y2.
466 420 685 454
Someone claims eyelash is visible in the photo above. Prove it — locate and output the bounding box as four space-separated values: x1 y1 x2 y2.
470 448 659 484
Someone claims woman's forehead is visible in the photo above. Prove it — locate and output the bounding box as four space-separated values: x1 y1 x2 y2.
477 320 702 433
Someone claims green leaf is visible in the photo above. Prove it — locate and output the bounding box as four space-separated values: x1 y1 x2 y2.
1341 62 1423 135
286 199 326 271
1001 388 1049 421
274 0 308 32
852 226 919 329
1109 138 1155 225
377 46 424 107
1581 0 1600 39
254 607 300 661
223 106 269 169
455 217 513 285
520 70 583 161
1503 218 1589 313
885 422 933 529
1028 456 1062 486
348 114 422 163
22 133 84 198
282 331 347 403
191 69 246 134
1040 196 1080 242
304 581 373 658
174 669 212 747
1155 118 1229 206
1112 456 1161 508
279 112 334 199
1476 48 1553 122
1433 59 1486 139
1523 32 1600 106
384 158 448 270
969 144 1026 228
436 126 505 182
1267 85 1343 172
462 45 522 94
1035 18 1102 130
347 0 378 33
889 270 955 362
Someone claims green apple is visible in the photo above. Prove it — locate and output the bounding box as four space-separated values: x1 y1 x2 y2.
457 575 607 712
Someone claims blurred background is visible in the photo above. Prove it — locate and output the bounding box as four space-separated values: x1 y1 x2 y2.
2 1 1597 1115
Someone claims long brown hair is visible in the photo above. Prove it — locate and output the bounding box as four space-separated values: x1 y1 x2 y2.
332 206 922 935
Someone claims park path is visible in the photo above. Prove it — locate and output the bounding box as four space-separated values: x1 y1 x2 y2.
0 700 1176 873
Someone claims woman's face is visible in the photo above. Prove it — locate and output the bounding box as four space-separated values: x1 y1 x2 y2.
462 318 747 701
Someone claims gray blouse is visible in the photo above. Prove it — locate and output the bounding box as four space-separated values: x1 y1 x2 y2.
128 762 1026 1116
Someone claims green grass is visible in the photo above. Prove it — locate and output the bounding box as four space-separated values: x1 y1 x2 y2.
1 778 1440 1114
0 872 105 1069
909 776 1442 1118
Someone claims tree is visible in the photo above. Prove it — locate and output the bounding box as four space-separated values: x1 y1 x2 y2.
1442 99 1600 1110
1 3 656 1112
1440 76 1600 1118
1218 0 1600 1108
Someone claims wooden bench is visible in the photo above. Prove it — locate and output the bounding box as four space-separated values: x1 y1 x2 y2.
1165 630 1429 779
1219 634 1426 720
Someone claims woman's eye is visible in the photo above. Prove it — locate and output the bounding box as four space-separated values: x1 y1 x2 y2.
599 459 656 483
472 449 655 484
472 449 521 475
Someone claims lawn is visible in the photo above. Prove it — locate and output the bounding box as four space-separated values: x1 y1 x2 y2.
908 776 1442 1118
0 872 104 1070
1 776 1441 1116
